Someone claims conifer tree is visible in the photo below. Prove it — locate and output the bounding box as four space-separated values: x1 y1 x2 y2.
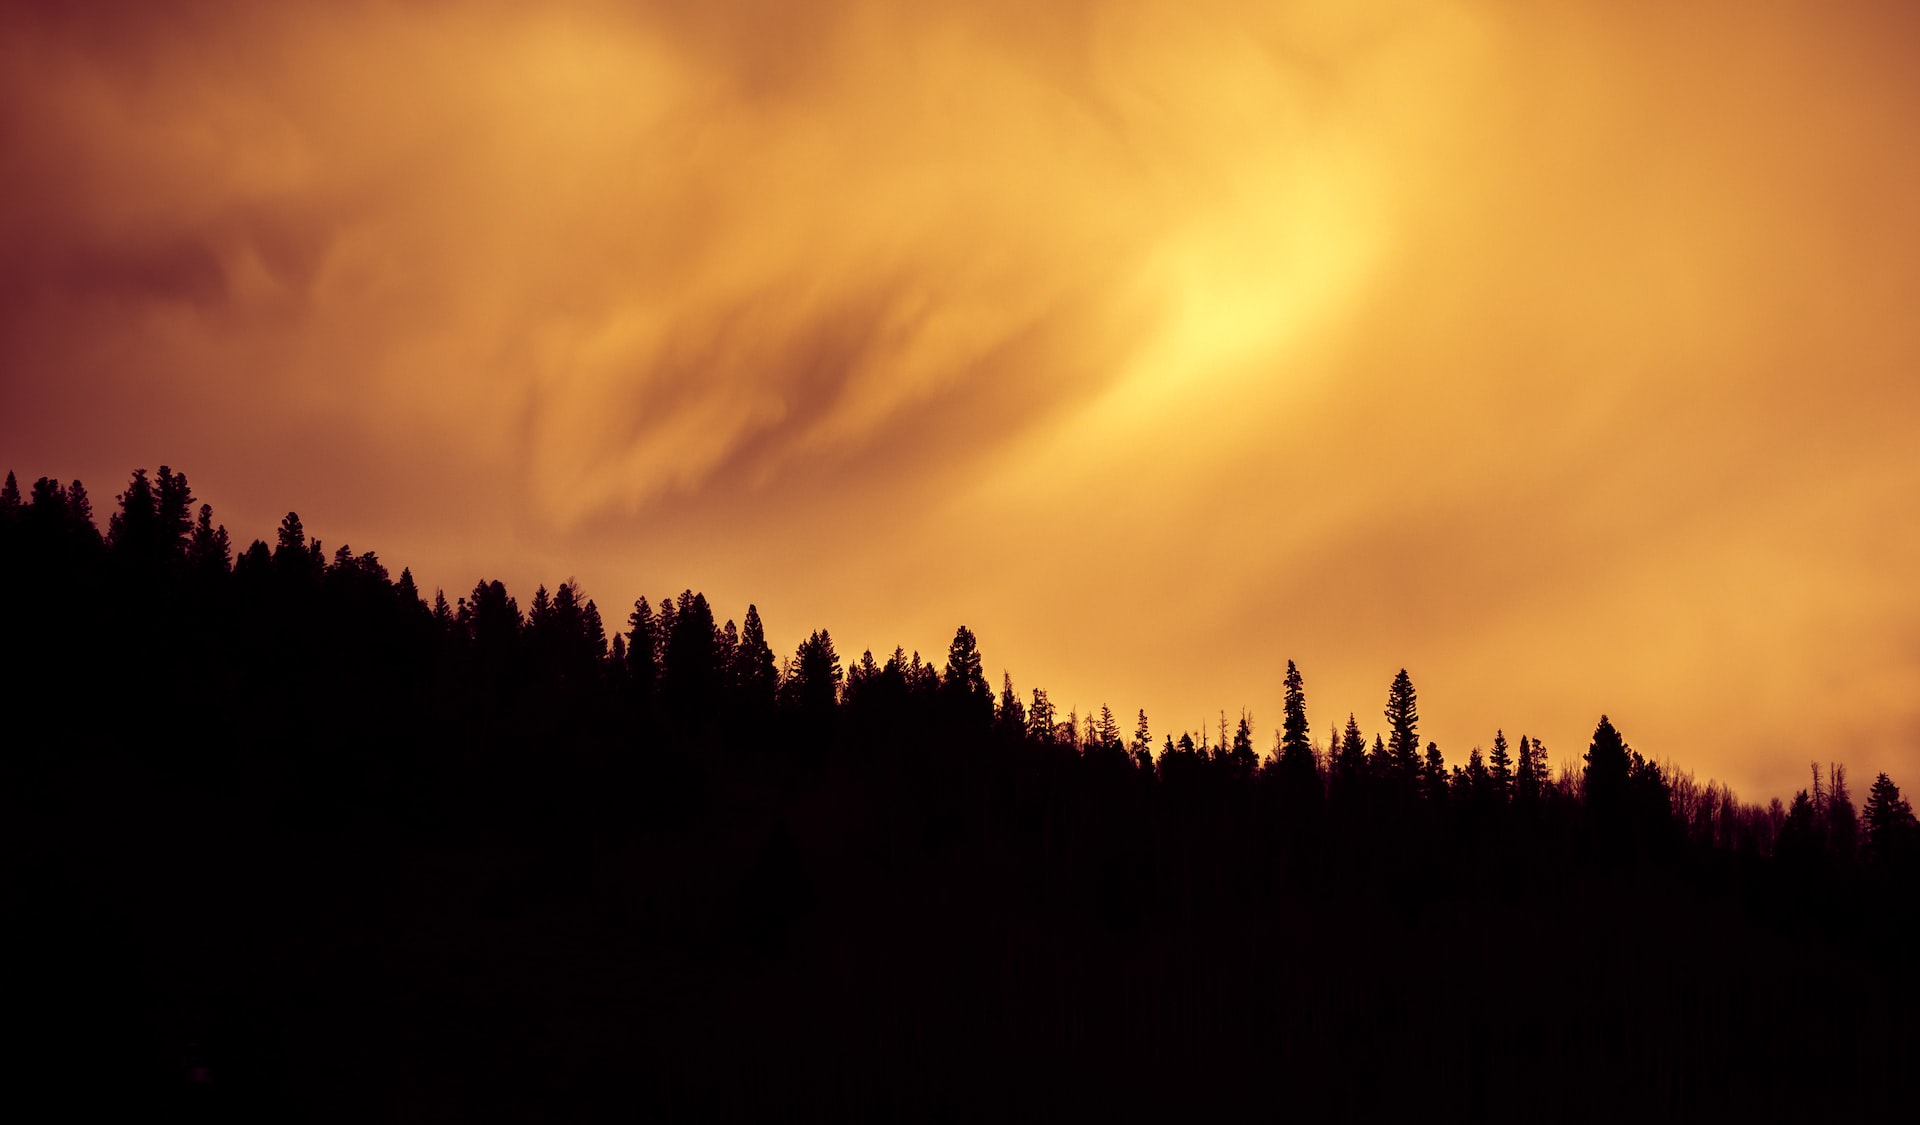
1779 789 1822 862
187 503 231 573
1131 710 1155 771
66 480 96 533
941 625 993 734
1862 773 1916 866
395 567 422 609
1488 730 1513 803
1027 688 1055 745
582 598 606 661
1583 715 1632 813
107 468 157 555
735 604 779 711
1337 714 1368 781
665 591 721 718
1466 744 1488 797
1383 669 1420 783
625 597 661 705
785 629 842 715
997 673 1027 742
1514 734 1541 803
1230 709 1257 774
1278 660 1315 781
155 466 194 554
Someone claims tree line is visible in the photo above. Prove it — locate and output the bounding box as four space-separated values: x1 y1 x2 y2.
3 465 1916 1119
5 465 1909 868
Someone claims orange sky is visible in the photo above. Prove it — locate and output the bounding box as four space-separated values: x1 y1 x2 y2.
4 0 1918 800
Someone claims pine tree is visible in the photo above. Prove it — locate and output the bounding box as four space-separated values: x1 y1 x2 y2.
395 567 422 609
997 673 1028 742
187 503 231 573
1488 730 1513 803
1465 745 1488 798
1862 773 1916 866
1230 709 1257 774
941 625 993 734
1583 715 1632 813
582 599 607 661
273 512 316 582
1337 714 1368 782
107 468 157 555
1779 789 1822 863
0 471 20 520
65 480 96 535
1513 734 1541 803
1278 660 1315 782
664 591 721 719
625 597 661 706
785 629 843 715
735 604 779 711
1383 669 1420 783
1131 710 1155 771
155 466 194 554
1027 688 1055 745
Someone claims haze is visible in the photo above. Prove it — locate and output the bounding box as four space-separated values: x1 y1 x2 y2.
4 0 1918 800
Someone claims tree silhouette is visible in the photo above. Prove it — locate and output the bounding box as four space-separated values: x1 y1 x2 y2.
0 471 20 521
941 625 993 736
186 504 231 574
1334 714 1368 792
1129 708 1154 770
994 672 1026 745
786 629 843 718
664 590 721 727
1229 709 1257 776
1583 715 1631 816
156 466 194 554
1027 687 1056 746
1862 773 1916 867
107 468 159 558
734 604 778 713
1513 734 1542 805
1277 661 1316 788
1384 669 1420 784
1487 730 1513 803
625 597 662 714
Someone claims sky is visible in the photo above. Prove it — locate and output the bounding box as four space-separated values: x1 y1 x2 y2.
4 0 1918 801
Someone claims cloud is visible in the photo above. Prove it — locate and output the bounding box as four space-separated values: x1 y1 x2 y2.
2 0 1917 798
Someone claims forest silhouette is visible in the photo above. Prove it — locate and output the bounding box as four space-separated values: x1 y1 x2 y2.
3 466 1917 1121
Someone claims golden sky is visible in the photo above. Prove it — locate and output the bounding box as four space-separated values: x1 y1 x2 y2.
5 0 1918 799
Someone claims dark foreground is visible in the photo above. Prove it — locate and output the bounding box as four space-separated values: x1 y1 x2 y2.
8 744 1914 1123
3 468 1915 1120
